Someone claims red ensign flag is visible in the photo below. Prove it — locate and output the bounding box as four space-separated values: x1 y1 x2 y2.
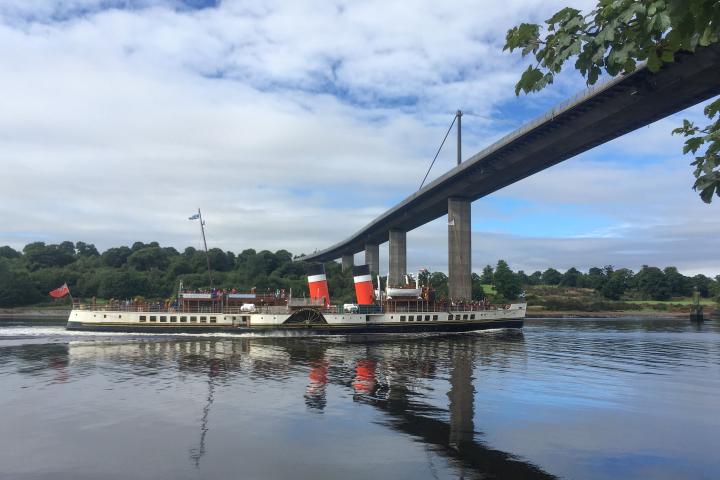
49 283 70 299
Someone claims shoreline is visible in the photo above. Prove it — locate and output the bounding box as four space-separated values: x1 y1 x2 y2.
0 309 70 319
526 310 693 319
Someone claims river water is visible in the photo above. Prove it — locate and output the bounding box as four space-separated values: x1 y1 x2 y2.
0 317 718 480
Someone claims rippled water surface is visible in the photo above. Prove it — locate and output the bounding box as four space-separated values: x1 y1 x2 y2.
1 317 718 479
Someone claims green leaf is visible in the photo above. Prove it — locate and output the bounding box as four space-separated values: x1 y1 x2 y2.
683 137 705 154
646 49 662 71
515 66 545 95
704 99 720 119
504 23 541 52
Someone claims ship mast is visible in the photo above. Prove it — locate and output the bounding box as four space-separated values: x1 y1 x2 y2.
192 208 214 288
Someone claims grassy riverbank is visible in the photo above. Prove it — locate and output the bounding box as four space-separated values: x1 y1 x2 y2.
522 285 717 317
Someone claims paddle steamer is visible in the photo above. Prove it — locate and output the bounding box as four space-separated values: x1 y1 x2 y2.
66 264 525 334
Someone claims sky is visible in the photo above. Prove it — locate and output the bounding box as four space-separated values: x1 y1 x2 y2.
0 0 718 276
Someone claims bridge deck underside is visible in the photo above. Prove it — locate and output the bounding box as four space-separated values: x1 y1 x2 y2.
303 45 720 262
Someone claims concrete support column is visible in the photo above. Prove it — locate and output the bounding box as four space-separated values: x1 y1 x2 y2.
341 254 354 272
448 197 471 301
365 243 379 275
388 229 407 287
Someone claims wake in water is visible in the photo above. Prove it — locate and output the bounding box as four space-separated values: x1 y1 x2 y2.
0 325 354 341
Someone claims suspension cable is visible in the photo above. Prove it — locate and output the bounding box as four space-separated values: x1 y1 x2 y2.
419 113 458 190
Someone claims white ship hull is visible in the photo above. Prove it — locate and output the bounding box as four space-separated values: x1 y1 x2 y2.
66 304 526 334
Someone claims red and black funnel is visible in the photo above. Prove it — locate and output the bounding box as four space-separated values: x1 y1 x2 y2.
307 264 330 307
353 264 374 305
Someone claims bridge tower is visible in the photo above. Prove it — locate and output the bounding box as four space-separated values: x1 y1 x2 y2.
448 197 471 301
364 243 379 275
388 229 407 286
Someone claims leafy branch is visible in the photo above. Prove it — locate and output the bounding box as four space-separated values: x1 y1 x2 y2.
504 0 720 203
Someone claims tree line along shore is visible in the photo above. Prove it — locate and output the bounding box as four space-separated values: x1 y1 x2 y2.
0 241 718 316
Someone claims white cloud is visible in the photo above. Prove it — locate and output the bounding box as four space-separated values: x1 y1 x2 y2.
0 0 717 277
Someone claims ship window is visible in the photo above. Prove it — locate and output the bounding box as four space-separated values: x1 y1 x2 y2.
159 316 167 322
470 314 475 320
180 316 187 323
448 314 453 320
200 316 207 323
210 317 217 323
150 316 156 322
425 315 430 321
463 314 468 320
433 315 438 321
103 314 107 318
400 315 406 322
242 316 250 323
190 316 197 322
170 316 177 322
139 316 146 322
118 315 122 319
409 316 414 321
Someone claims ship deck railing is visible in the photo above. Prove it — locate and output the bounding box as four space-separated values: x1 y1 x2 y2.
71 302 287 315
73 301 519 315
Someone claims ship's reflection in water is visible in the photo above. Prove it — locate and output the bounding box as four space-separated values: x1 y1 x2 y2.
1 318 719 479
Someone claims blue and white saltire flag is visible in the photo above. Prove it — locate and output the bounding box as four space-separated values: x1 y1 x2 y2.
188 213 200 220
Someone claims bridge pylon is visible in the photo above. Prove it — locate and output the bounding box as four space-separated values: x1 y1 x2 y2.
448 197 471 300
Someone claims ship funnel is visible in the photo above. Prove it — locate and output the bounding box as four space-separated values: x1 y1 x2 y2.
307 264 330 307
353 264 374 305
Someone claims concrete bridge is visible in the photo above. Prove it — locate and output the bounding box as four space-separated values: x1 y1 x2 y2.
302 44 720 299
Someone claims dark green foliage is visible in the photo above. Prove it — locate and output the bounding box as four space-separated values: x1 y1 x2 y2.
561 267 583 287
23 242 75 270
471 273 486 300
635 265 671 300
97 269 150 299
0 246 21 259
428 272 449 299
101 247 132 268
127 247 169 271
664 266 693 296
691 274 712 297
505 0 720 202
541 268 563 286
0 260 42 307
601 268 633 300
75 241 99 257
480 265 494 284
494 260 522 300
528 271 542 285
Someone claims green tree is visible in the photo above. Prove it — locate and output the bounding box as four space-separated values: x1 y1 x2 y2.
480 265 494 284
75 241 99 258
561 267 583 287
587 267 607 290
601 268 633 300
663 266 692 296
541 268 563 285
528 270 543 285
691 274 712 297
101 246 132 268
504 1 720 202
127 247 169 271
429 272 449 299
471 272 487 300
0 246 21 259
23 242 75 270
494 260 522 300
635 265 671 300
0 260 42 307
